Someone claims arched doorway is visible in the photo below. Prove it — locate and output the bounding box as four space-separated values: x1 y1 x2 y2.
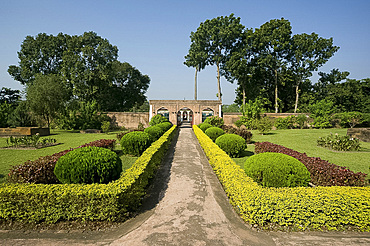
157 107 169 121
177 107 193 125
202 108 214 122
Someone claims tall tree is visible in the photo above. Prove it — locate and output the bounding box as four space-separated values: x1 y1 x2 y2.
26 74 69 127
0 87 21 105
188 14 245 101
290 33 339 112
253 18 292 113
314 68 350 100
184 40 208 100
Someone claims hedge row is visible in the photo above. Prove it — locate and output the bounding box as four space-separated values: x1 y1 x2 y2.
193 125 370 231
0 125 177 223
255 142 367 187
7 139 117 184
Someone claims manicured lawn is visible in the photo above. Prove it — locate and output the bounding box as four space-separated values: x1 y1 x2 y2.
0 129 137 183
233 128 370 177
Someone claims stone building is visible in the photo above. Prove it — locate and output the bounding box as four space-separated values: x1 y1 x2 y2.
149 100 222 125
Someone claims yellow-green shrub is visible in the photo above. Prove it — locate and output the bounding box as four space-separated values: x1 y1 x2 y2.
0 125 177 223
193 125 370 231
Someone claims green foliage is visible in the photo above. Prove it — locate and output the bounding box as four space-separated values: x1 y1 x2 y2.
244 152 311 187
120 131 152 156
54 146 122 184
26 74 69 127
6 135 56 148
274 116 295 130
101 121 111 133
256 117 273 135
144 125 164 142
295 114 308 129
149 114 169 126
222 104 240 113
241 99 263 119
317 133 361 151
0 87 21 105
205 127 225 142
199 123 213 132
138 122 145 130
333 112 364 128
310 99 336 128
0 126 177 223
203 115 224 128
155 122 173 132
215 134 246 157
194 125 370 231
0 102 13 128
7 100 34 127
57 100 110 130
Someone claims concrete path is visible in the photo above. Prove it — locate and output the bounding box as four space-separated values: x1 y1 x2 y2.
1 123 369 245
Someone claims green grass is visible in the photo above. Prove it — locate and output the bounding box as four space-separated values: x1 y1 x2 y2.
233 128 370 176
0 129 137 183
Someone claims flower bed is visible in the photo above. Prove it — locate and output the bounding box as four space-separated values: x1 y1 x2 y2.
255 142 367 186
193 125 370 231
0 125 177 223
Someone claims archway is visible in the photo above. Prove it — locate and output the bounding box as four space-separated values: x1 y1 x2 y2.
202 108 214 122
157 107 169 120
177 107 194 125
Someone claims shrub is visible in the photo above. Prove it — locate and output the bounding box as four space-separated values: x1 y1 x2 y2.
144 125 164 142
204 116 224 128
274 116 295 130
309 99 336 128
257 117 273 135
116 129 143 141
149 114 168 126
101 121 111 133
198 123 204 129
199 123 213 132
215 134 246 158
222 125 253 144
295 114 308 129
205 127 225 142
317 133 361 151
54 146 122 184
240 99 263 119
255 142 367 186
235 116 259 130
7 139 116 184
156 122 173 132
120 131 152 156
244 152 311 188
333 112 364 128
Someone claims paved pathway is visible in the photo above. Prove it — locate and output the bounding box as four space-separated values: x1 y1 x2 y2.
1 123 369 245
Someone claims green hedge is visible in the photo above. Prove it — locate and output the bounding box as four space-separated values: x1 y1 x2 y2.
193 125 370 231
0 125 177 223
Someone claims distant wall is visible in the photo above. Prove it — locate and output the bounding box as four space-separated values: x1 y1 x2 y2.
107 112 149 129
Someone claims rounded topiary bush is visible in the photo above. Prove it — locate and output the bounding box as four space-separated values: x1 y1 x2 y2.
204 116 224 128
149 114 169 126
244 152 311 188
199 123 213 132
54 146 122 184
120 131 152 156
205 127 225 142
156 122 172 132
144 125 164 142
215 134 246 157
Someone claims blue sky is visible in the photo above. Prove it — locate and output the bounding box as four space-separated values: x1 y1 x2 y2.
1 0 369 105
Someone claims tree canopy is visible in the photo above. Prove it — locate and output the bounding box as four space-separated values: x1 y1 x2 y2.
8 32 150 112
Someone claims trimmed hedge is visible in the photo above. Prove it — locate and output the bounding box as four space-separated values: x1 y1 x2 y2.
144 125 164 142
7 139 116 184
120 131 152 156
255 142 367 187
215 134 246 158
0 125 177 223
193 125 370 231
199 123 212 132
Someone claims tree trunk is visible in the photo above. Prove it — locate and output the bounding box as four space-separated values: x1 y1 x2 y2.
217 62 222 101
274 69 278 113
194 66 198 100
294 81 300 113
242 84 246 107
